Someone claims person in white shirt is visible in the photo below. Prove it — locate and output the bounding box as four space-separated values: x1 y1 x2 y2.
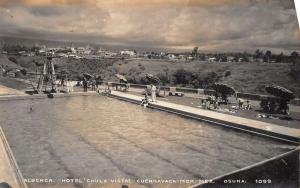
151 84 157 102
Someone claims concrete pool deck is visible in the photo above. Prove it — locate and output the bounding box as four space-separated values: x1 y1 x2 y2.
0 127 27 188
0 85 24 96
108 91 300 144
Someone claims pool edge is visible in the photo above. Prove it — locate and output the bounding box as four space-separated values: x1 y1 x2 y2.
108 91 300 144
0 127 28 188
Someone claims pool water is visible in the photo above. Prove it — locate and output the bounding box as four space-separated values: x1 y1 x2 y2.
0 96 296 188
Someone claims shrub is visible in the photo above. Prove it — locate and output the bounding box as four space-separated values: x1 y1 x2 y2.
172 69 221 88
20 69 27 75
225 70 231 77
156 73 169 85
173 68 192 85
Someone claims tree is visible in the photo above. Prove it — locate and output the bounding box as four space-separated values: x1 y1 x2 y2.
191 47 198 58
264 50 272 63
30 46 41 52
290 51 299 64
173 69 191 85
204 72 219 87
290 58 300 82
162 66 169 84
4 44 30 53
276 52 284 63
255 49 263 59
156 73 169 85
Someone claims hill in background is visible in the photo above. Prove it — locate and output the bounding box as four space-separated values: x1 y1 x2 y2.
1 54 300 97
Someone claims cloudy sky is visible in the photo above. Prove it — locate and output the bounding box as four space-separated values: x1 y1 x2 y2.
0 0 299 52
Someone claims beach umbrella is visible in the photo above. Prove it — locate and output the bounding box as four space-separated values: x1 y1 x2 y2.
115 74 128 83
83 72 93 80
265 85 295 100
214 83 235 95
146 73 161 84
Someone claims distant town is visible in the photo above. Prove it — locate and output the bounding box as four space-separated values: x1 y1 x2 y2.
1 42 299 64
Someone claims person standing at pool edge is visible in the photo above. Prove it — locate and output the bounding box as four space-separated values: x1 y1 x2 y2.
151 84 157 102
83 78 88 92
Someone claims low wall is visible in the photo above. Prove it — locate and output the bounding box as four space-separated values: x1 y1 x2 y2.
0 92 99 101
0 127 28 188
191 147 300 188
129 84 147 89
147 102 299 143
175 87 198 94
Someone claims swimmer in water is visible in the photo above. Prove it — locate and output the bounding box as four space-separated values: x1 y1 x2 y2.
29 105 33 112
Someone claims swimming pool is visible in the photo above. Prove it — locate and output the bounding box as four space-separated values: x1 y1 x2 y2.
0 95 296 188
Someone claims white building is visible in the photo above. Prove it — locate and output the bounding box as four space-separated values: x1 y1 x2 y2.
38 49 46 55
208 57 217 62
120 49 136 57
76 47 92 55
227 56 235 62
167 54 177 60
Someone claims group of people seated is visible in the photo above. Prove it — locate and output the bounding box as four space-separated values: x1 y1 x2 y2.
201 95 220 110
260 98 289 115
236 98 252 110
200 95 252 111
102 87 111 95
100 83 112 96
140 85 157 107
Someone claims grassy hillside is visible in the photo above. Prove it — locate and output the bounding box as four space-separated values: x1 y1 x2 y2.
0 56 23 69
116 59 300 96
1 55 299 97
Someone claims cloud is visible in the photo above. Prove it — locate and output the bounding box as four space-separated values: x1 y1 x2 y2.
0 0 256 7
27 6 66 17
0 0 299 52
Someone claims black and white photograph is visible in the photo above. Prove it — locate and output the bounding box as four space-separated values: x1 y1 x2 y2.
0 0 299 188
